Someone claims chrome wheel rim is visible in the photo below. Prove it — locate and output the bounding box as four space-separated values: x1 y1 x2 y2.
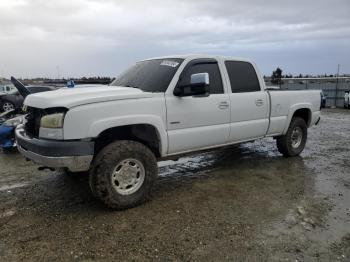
291 126 303 149
3 102 14 111
111 158 145 195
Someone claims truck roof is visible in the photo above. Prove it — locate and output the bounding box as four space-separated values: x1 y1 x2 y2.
143 54 253 63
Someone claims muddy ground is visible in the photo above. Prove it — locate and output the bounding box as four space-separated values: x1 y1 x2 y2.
0 109 349 261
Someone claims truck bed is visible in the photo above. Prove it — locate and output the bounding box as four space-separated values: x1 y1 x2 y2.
267 90 321 136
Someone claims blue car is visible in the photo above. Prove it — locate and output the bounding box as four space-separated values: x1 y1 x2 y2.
0 110 24 152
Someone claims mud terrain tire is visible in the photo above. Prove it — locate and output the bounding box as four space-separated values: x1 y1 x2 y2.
277 117 307 157
89 140 157 209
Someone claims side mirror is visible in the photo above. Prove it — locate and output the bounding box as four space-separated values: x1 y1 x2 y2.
190 72 209 87
174 73 209 97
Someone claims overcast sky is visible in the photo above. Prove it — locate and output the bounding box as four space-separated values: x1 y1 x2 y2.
1 0 349 78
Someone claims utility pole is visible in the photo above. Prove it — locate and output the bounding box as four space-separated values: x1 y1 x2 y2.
335 64 340 107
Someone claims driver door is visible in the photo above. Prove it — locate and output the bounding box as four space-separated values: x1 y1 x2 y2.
165 59 230 154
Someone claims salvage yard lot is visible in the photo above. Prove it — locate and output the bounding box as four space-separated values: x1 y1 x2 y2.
0 109 349 261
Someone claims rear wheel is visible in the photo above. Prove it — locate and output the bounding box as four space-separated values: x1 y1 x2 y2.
89 140 157 209
277 117 307 157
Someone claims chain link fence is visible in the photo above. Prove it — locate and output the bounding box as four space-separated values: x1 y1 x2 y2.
266 77 350 108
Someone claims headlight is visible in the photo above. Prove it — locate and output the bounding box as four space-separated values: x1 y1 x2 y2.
40 113 65 128
3 115 25 127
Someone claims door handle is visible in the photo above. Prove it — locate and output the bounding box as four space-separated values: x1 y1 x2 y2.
219 101 229 109
255 99 264 106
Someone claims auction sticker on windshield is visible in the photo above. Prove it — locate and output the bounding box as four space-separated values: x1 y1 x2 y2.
160 60 179 68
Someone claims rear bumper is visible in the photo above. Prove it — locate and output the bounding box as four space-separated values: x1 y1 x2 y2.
15 125 94 172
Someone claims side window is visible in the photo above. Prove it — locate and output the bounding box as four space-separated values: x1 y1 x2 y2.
178 61 224 94
225 61 261 93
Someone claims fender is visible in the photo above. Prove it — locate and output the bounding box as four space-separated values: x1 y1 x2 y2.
88 114 168 156
282 103 312 134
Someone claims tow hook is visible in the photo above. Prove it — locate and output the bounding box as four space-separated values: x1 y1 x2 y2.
38 166 55 171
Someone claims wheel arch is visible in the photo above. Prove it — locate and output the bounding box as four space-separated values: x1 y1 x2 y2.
283 104 312 135
91 116 167 157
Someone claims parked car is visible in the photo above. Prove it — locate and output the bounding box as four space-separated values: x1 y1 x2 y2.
15 55 321 209
0 78 60 151
0 109 24 152
0 85 58 112
0 85 16 94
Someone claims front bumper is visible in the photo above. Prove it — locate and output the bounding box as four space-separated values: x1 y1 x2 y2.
15 125 94 172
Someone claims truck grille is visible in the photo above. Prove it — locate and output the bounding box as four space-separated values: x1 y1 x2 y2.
25 107 43 138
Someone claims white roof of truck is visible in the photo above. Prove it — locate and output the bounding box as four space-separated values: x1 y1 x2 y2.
143 54 253 63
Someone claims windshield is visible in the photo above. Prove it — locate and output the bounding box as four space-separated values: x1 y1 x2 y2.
110 58 184 92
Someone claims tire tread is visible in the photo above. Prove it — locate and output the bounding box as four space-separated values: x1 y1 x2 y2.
276 117 307 157
89 140 157 210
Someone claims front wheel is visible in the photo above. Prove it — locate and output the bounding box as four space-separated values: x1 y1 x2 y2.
2 101 15 112
89 140 158 209
276 117 307 157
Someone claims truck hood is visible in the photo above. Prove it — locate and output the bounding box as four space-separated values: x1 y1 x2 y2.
24 85 153 109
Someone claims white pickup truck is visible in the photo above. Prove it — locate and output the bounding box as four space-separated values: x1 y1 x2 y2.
15 55 321 209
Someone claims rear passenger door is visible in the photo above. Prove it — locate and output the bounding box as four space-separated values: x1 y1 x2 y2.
166 59 230 154
224 61 269 142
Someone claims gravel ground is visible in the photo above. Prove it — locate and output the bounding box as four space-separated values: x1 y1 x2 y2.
0 108 349 261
